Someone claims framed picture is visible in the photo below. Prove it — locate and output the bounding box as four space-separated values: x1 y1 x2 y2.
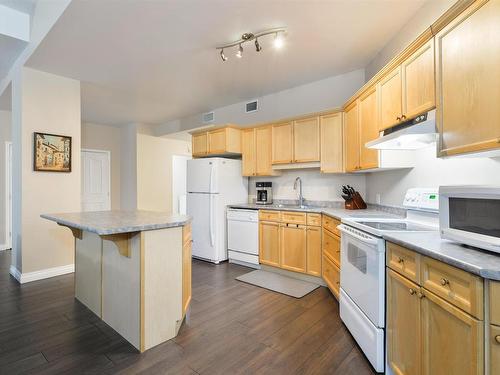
33 132 72 172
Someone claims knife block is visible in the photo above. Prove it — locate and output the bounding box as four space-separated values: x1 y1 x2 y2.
345 192 367 210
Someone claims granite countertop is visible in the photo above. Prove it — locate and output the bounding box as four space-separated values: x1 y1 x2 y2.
41 210 191 235
228 203 401 220
383 231 500 280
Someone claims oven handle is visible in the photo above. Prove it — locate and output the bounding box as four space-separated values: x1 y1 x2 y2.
338 224 379 246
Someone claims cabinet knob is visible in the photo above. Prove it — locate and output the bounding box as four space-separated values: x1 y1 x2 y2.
409 288 416 295
401 114 407 120
440 278 450 286
417 291 425 299
396 116 401 121
397 257 404 264
495 335 500 344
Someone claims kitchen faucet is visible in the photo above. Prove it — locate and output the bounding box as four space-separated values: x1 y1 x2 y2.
294 177 304 207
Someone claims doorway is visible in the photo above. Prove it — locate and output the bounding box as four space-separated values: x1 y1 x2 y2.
172 155 191 215
2 141 12 251
81 149 111 212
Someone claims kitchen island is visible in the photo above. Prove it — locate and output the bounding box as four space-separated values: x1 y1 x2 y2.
41 210 192 352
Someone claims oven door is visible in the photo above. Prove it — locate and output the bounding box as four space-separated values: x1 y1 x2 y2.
338 224 385 328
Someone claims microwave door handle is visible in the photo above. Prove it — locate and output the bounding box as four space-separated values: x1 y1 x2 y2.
338 225 379 246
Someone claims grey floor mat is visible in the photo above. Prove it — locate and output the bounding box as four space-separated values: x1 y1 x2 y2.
236 270 320 298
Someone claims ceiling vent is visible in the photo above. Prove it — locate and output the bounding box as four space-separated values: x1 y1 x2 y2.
246 100 258 113
202 111 214 123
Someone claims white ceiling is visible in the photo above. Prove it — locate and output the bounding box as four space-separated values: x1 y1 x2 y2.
25 0 428 126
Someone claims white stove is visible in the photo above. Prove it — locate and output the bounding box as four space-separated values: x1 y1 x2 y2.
338 188 439 373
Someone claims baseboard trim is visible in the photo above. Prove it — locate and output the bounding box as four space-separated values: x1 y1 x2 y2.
0 244 10 251
10 263 74 284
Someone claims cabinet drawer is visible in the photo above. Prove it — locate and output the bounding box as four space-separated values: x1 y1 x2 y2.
182 224 192 245
387 242 420 283
281 211 307 225
306 213 321 226
322 229 340 267
323 255 340 299
322 215 340 236
490 281 500 326
490 324 500 375
259 210 281 222
421 256 483 319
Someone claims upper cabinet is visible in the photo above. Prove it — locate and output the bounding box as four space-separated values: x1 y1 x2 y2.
320 112 344 173
192 126 242 157
359 86 379 170
241 126 279 177
272 117 320 165
378 39 435 131
241 128 256 176
345 101 360 172
435 0 500 157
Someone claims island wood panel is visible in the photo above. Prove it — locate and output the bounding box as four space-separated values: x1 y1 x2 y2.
182 224 192 316
320 112 344 173
141 227 184 351
75 232 103 318
102 233 141 350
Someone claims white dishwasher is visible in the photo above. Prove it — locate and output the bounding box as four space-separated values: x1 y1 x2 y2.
227 208 260 269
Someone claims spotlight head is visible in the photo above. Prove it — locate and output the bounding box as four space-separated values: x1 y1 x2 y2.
220 49 228 62
236 44 243 58
273 32 284 49
255 38 262 52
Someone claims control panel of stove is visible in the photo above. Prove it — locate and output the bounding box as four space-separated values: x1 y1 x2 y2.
403 188 439 212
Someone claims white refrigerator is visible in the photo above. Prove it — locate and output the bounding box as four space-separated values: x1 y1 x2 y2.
187 158 248 263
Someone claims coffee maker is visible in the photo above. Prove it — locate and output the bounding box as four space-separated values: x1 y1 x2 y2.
256 182 273 205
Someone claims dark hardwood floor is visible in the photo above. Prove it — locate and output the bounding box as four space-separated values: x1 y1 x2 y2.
0 250 376 374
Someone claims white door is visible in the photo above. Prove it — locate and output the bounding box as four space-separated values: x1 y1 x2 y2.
82 150 111 212
187 192 218 261
172 155 191 215
187 158 219 193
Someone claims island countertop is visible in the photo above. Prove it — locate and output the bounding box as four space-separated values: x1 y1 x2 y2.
41 210 191 235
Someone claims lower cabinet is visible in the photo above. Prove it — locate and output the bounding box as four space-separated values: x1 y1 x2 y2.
306 226 321 276
281 224 307 273
182 225 192 316
259 221 281 267
322 255 340 299
490 324 500 375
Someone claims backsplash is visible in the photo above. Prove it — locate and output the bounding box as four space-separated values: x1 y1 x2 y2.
249 169 366 203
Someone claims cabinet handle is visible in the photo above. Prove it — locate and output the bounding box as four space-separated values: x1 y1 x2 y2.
417 291 425 299
397 257 404 264
396 116 401 121
401 114 407 120
495 335 500 344
440 278 450 286
409 288 416 295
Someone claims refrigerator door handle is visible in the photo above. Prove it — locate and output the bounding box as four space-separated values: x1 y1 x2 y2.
209 162 214 194
209 194 215 247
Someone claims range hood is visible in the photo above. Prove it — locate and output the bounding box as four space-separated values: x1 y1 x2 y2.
366 109 437 150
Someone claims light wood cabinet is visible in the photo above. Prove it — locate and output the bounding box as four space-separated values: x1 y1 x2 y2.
192 133 208 157
322 254 340 299
271 122 293 164
345 101 360 172
293 117 320 163
359 86 379 170
280 224 307 273
387 269 421 375
259 221 280 267
241 128 256 176
306 226 321 277
182 225 192 315
255 126 276 176
320 112 344 173
435 0 500 157
378 66 402 131
322 228 340 267
421 289 483 375
490 324 500 375
207 128 227 154
192 126 242 157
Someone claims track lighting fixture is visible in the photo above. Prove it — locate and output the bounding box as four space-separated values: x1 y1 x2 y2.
236 44 243 58
220 49 227 62
216 27 286 61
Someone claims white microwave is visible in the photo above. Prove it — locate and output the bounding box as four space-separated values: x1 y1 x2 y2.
439 186 500 253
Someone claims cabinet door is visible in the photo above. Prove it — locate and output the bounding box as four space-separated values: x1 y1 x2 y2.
306 226 321 277
293 117 320 162
182 239 192 315
208 129 226 154
241 128 256 176
271 122 293 164
344 101 360 172
421 289 483 375
255 126 275 176
192 133 208 157
387 269 421 375
322 255 340 299
402 39 435 120
259 221 280 267
490 324 500 375
359 86 379 170
280 224 307 273
320 112 344 173
435 0 500 156
378 66 402 131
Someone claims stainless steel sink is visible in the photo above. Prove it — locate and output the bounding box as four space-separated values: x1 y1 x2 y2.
269 204 315 210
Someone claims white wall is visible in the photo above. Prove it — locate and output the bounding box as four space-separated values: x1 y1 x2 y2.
366 146 500 206
0 110 12 248
155 69 365 135
251 169 365 204
11 67 81 274
81 122 121 209
136 134 191 212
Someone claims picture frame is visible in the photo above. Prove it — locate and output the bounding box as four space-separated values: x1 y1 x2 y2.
33 132 72 172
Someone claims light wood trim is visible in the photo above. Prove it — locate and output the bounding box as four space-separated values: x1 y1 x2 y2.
306 213 321 227
439 139 500 157
293 116 320 163
322 254 340 299
190 123 241 135
490 280 500 326
322 215 341 237
271 122 294 164
281 211 307 225
322 228 340 267
387 242 421 284
58 223 83 240
420 255 484 319
182 224 192 245
430 0 478 35
320 112 344 173
100 232 139 258
421 288 484 375
258 210 281 222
